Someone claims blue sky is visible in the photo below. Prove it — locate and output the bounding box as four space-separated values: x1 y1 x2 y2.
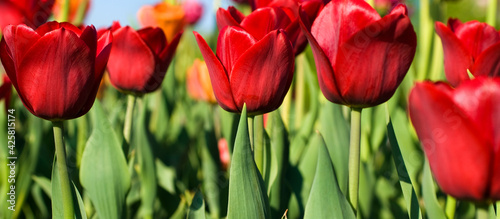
85 0 226 34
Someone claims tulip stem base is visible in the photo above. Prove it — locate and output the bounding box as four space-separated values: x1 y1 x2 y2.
124 95 137 153
52 121 75 219
348 107 362 214
445 195 456 219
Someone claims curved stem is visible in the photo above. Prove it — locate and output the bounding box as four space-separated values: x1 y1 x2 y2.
52 121 74 219
123 95 137 151
348 107 362 214
248 116 255 151
445 195 456 219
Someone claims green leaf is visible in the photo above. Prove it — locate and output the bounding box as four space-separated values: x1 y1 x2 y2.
304 132 355 219
320 102 350 194
80 100 131 219
386 106 423 219
51 158 87 219
187 190 206 219
268 110 289 218
200 119 223 219
422 160 447 219
227 105 270 218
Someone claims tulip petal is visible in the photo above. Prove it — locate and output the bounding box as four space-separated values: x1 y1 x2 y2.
0 1 25 29
17 28 94 120
137 27 167 55
240 7 292 41
159 31 182 72
36 21 82 36
107 26 156 93
409 82 490 200
311 0 379 67
451 20 500 61
335 5 416 107
194 31 238 112
435 22 473 87
137 5 157 28
216 26 256 75
79 25 97 57
216 7 244 31
230 30 294 114
471 42 500 78
298 6 344 104
1 25 41 83
95 31 112 79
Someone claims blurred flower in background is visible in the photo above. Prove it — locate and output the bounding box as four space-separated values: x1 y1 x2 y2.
182 0 203 25
187 58 217 103
218 138 230 170
0 74 12 111
0 0 55 31
137 2 187 41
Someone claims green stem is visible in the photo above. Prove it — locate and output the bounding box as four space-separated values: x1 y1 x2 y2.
348 107 362 214
248 116 255 151
445 195 456 219
123 95 137 149
487 0 497 28
476 204 489 219
52 121 74 219
366 0 374 7
253 115 265 175
73 0 89 25
60 0 70 22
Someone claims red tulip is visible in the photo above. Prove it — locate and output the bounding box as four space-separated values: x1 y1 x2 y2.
0 21 112 120
435 19 500 87
0 0 55 30
105 22 182 94
0 74 12 110
217 1 323 55
408 77 500 201
194 27 294 115
300 0 416 108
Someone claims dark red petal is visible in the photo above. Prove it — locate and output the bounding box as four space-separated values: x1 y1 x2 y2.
216 26 256 76
216 7 243 31
17 28 95 120
95 31 113 79
452 20 500 61
230 30 294 114
240 7 292 41
159 31 183 72
311 0 379 67
0 1 25 30
253 0 273 9
335 6 416 107
194 31 238 112
79 25 97 57
36 21 82 36
2 25 41 80
299 6 344 104
471 42 500 78
435 22 473 87
107 26 155 93
408 82 490 200
137 27 167 55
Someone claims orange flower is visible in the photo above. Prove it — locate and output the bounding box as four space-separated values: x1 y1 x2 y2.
53 0 91 24
137 2 186 41
187 59 217 103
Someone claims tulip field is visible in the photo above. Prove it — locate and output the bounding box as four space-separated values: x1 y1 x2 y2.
1 0 500 218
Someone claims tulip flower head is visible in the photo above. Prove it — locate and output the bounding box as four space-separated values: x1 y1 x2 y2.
187 59 217 103
409 77 500 201
182 0 203 25
194 26 295 115
137 2 187 41
0 21 113 121
217 2 323 55
300 0 417 108
0 0 55 30
105 22 182 95
435 19 500 87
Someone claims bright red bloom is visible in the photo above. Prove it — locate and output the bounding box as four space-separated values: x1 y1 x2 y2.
0 0 55 30
0 74 12 110
194 27 294 115
0 21 112 121
408 77 500 201
182 0 203 25
435 19 500 87
105 22 182 94
217 1 323 55
300 0 416 108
